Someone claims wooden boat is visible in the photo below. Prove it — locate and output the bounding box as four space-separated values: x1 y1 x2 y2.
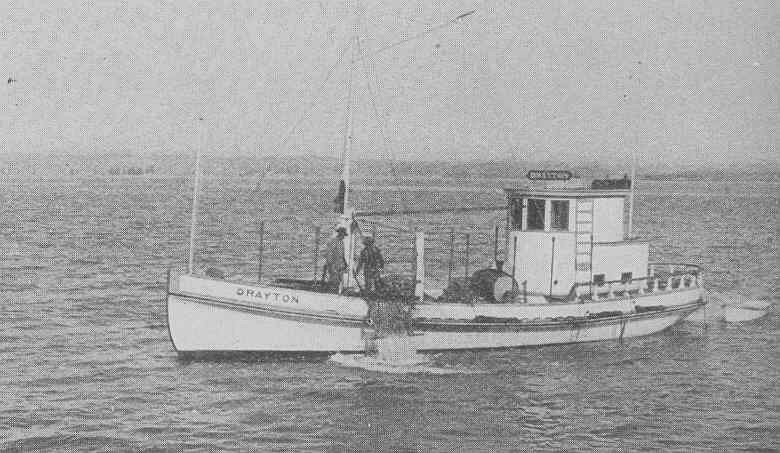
687 294 770 324
167 179 705 354
165 11 704 356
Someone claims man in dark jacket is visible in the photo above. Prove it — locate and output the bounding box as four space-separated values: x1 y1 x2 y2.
355 236 384 294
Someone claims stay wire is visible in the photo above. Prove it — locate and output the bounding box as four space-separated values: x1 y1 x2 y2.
221 10 476 222
356 35 412 218
351 10 476 218
352 10 475 63
218 40 352 219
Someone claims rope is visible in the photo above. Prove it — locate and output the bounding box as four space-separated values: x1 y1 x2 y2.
211 10 478 226
352 10 474 63
353 11 476 216
356 36 412 216
217 40 352 218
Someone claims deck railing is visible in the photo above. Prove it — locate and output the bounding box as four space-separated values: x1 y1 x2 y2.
573 262 701 302
189 215 508 299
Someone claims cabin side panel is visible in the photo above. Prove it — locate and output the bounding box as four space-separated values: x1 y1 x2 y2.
591 241 649 282
509 231 576 297
592 198 625 242
551 233 576 297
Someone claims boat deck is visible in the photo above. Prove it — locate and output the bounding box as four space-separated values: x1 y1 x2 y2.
264 261 703 307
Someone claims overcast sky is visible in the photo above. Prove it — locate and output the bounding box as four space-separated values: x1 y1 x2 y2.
2 0 778 167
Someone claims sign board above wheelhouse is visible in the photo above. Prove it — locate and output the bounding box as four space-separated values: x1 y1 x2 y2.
526 170 573 181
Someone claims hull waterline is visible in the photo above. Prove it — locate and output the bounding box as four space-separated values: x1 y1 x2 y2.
412 303 700 351
167 277 704 354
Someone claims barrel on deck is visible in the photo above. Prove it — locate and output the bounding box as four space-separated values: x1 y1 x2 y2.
470 269 519 303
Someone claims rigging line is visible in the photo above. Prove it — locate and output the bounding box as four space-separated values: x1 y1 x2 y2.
356 205 504 217
224 10 475 218
351 10 476 217
352 10 475 63
357 218 413 233
218 40 352 217
360 14 424 214
357 36 412 217
271 40 352 160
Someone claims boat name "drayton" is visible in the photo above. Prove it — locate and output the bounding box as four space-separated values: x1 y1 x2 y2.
236 288 300 304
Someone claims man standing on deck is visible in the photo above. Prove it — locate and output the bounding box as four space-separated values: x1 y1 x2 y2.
355 236 384 295
325 227 348 292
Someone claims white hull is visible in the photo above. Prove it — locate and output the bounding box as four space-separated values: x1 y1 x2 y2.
167 274 704 354
411 305 695 351
168 294 368 353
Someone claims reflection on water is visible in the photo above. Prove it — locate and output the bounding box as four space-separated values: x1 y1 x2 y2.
1 177 778 451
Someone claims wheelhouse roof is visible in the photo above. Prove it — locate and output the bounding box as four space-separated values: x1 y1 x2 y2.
504 185 631 199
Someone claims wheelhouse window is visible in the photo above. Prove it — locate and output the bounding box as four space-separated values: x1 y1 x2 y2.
551 200 569 231
593 274 605 286
526 199 545 230
621 272 633 283
509 198 523 230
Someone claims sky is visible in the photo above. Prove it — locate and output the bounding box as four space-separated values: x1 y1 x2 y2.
1 0 778 168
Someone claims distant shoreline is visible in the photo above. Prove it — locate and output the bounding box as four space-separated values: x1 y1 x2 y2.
1 175 778 187
0 153 777 183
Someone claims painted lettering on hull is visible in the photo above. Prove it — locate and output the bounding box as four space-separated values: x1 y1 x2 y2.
236 287 300 304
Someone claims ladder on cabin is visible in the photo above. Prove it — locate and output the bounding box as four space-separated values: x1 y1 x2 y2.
574 198 594 298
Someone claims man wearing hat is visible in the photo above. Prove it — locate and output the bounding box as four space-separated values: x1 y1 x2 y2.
355 236 384 295
324 226 348 292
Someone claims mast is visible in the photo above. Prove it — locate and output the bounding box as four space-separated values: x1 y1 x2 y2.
626 60 640 239
332 7 477 289
188 117 203 274
627 151 636 238
341 30 359 289
342 36 356 212
333 36 356 216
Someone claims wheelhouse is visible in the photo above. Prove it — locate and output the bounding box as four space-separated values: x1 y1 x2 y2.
504 178 649 299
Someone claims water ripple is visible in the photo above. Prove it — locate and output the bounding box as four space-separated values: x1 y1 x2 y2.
2 178 778 451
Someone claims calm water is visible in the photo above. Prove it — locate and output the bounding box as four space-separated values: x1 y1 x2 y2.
1 176 778 452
